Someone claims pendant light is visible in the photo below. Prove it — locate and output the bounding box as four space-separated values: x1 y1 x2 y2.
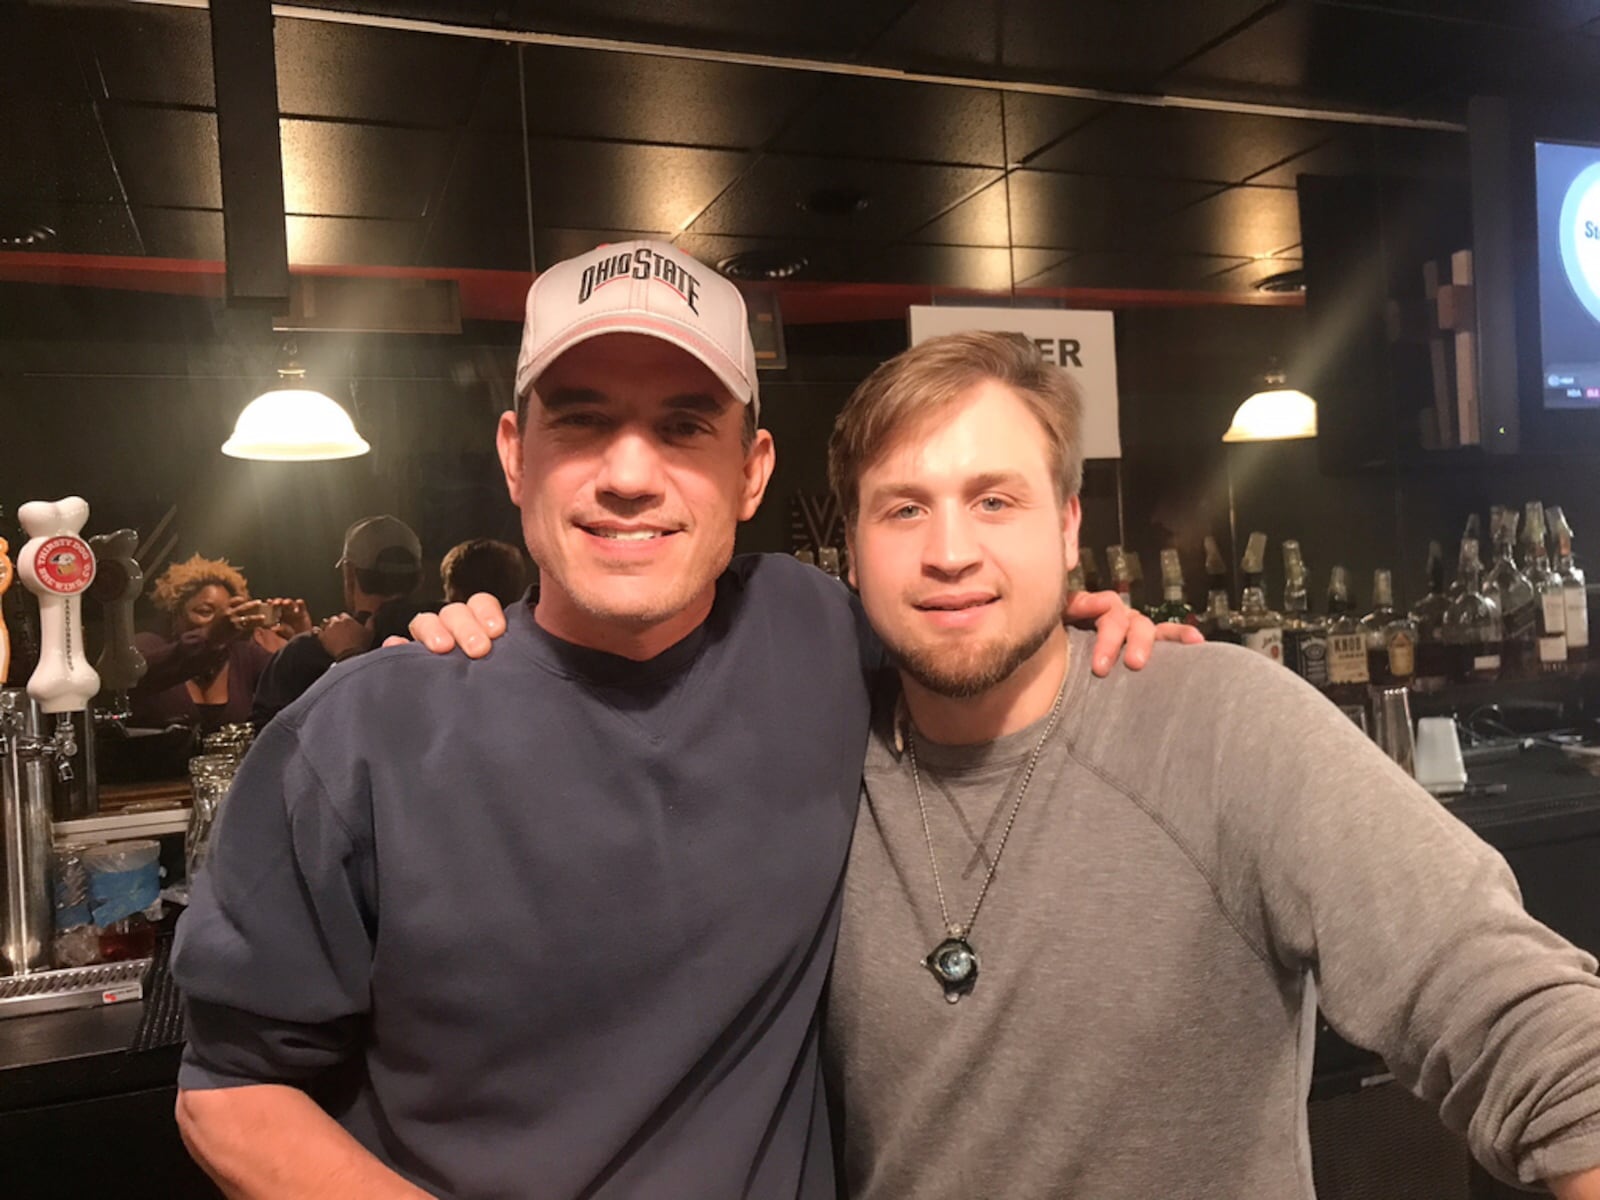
1222 364 1317 443
222 343 370 461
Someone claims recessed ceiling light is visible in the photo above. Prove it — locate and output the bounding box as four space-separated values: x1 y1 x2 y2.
800 187 870 217
717 250 809 281
0 223 56 249
1254 268 1304 294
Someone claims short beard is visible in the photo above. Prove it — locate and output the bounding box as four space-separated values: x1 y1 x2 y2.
884 611 1062 699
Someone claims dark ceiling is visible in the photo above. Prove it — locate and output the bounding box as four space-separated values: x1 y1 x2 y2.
3 0 1599 298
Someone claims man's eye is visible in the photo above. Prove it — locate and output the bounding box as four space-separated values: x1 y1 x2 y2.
551 411 607 429
890 504 922 520
664 419 711 439
977 496 1009 513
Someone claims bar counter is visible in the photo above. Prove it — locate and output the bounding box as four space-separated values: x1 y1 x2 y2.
3 747 1599 1199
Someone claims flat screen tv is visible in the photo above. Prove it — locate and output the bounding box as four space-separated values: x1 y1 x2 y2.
1535 138 1600 411
1471 97 1600 453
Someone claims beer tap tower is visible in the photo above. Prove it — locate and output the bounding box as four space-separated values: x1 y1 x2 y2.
1 498 99 974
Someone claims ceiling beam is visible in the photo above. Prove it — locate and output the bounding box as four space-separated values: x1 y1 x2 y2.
127 0 1465 136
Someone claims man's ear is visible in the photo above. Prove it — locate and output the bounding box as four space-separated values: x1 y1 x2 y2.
1061 494 1082 571
845 521 859 590
496 410 525 506
737 427 776 522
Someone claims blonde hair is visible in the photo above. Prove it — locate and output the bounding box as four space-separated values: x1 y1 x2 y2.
150 554 250 616
827 330 1084 523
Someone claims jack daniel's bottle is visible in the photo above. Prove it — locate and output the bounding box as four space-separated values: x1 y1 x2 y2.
1281 540 1328 687
1198 536 1240 644
1236 532 1284 663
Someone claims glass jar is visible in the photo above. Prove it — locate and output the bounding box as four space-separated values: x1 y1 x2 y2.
186 753 238 885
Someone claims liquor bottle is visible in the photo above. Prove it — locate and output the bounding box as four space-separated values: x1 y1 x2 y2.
1484 506 1537 678
1325 565 1371 730
1443 537 1502 682
1236 532 1284 663
1525 501 1568 673
1197 536 1237 642
1106 545 1134 607
1447 513 1482 605
1151 548 1197 625
1548 506 1589 665
1079 547 1103 593
1409 541 1452 693
1281 540 1328 687
1126 550 1147 615
1360 569 1416 687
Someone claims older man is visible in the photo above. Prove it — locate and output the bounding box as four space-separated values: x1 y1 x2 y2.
172 241 1165 1199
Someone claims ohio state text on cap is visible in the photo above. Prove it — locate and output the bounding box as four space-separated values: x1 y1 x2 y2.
514 240 759 419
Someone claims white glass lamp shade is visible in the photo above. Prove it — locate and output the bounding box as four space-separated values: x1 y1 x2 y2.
222 387 371 461
1221 387 1317 443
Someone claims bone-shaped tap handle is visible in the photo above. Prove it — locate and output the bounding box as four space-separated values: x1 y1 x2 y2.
0 537 12 689
17 497 101 715
88 528 148 695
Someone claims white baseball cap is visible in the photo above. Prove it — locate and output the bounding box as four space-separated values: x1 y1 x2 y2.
514 239 759 419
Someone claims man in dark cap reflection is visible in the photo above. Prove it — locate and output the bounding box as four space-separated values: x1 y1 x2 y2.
250 514 425 727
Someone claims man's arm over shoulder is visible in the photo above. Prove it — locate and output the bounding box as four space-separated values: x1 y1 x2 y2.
1199 652 1600 1187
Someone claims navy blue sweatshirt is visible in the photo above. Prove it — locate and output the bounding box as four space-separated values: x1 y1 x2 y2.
173 555 872 1198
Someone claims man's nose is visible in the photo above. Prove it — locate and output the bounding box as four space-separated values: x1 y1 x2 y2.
924 505 981 577
595 429 665 501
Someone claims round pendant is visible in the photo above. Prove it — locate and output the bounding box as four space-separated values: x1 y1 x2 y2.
924 936 979 1003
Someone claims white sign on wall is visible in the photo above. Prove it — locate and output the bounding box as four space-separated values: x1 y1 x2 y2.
907 306 1121 459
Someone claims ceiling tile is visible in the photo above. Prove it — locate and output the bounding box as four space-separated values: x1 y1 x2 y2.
281 121 452 219
499 0 914 58
1021 251 1254 291
102 106 220 209
1153 185 1303 258
1012 246 1072 283
526 140 751 232
675 232 1013 288
904 178 1011 246
0 102 123 205
287 215 423 266
1314 0 1600 31
535 227 665 267
1001 95 1110 165
481 46 816 148
1007 171 1218 251
0 6 88 104
774 78 1006 166
689 155 1001 241
275 17 494 127
1166 3 1502 115
871 0 1270 87
80 4 213 107
135 207 225 261
1028 107 1344 185
1205 256 1304 293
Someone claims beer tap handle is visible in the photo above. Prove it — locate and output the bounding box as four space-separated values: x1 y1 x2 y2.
17 497 100 716
0 537 12 693
88 528 147 718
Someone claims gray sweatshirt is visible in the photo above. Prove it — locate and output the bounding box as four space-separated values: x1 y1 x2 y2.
825 631 1600 1199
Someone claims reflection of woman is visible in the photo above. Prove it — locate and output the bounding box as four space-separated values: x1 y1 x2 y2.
131 556 309 733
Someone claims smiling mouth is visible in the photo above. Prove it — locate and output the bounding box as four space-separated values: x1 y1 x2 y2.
915 597 998 612
580 526 677 541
